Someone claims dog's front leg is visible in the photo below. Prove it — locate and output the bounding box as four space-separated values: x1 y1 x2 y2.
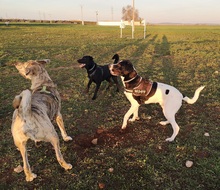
92 83 101 100
114 77 120 92
129 105 140 122
106 79 112 90
124 92 140 122
122 103 139 129
56 112 72 141
86 79 93 93
51 137 72 170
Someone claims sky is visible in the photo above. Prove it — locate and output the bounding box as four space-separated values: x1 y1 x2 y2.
1 0 220 24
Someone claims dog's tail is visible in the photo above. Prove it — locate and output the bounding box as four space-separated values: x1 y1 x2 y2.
183 86 205 104
13 89 32 118
112 54 119 64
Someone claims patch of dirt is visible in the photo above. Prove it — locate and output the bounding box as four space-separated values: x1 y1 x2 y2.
0 158 16 184
194 150 210 158
72 125 154 149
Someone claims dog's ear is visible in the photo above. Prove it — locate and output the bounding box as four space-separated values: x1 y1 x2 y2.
37 59 50 66
88 56 93 61
112 54 119 64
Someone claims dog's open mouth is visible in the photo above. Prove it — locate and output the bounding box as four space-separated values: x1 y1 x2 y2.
79 64 86 68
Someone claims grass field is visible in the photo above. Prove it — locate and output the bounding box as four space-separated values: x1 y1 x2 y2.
0 23 219 189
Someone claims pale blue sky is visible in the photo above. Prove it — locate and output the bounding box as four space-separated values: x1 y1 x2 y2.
1 0 220 24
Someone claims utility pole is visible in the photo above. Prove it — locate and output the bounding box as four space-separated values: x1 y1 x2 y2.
111 7 113 21
96 11 98 24
132 0 135 39
80 5 84 25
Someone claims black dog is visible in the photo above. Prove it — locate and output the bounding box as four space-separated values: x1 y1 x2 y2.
77 56 120 100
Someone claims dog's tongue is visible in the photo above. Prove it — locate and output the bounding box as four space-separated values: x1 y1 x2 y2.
79 64 86 68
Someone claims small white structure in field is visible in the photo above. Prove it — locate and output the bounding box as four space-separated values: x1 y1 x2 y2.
142 19 146 39
120 20 125 38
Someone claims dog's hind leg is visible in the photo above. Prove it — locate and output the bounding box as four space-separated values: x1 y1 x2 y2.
50 136 72 170
56 112 72 141
161 101 182 142
16 140 37 181
165 117 180 142
12 90 37 181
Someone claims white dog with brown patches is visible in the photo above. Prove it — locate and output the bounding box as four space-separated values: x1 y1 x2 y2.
12 59 72 181
111 54 205 142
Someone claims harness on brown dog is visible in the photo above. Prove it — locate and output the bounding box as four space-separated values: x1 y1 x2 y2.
132 77 153 96
125 77 158 104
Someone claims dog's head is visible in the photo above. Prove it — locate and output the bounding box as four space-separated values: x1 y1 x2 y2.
109 60 135 77
15 59 50 80
77 56 95 70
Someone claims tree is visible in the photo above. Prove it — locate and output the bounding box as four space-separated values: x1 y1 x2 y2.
122 5 140 21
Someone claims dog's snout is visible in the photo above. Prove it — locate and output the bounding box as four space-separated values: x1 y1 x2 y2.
109 64 114 70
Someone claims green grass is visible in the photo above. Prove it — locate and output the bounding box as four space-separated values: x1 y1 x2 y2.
0 23 219 189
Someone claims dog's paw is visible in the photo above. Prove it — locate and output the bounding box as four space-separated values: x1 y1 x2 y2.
165 137 175 142
64 136 72 141
65 163 72 170
129 117 140 122
159 121 170 126
119 128 126 134
121 125 127 130
26 173 37 182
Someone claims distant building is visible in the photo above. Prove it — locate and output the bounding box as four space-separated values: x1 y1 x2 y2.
97 21 142 26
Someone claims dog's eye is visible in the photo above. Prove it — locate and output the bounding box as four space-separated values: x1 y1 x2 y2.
115 65 121 70
118 66 122 70
25 68 31 75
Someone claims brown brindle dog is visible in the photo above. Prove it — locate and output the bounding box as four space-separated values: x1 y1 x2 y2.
11 59 72 181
